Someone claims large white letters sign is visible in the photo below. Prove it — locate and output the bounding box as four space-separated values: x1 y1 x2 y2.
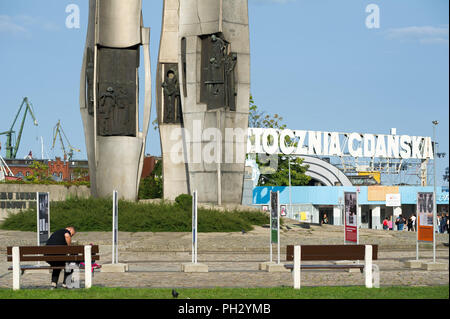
247 128 433 160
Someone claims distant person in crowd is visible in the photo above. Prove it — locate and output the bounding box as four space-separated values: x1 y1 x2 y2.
439 214 446 234
321 213 329 225
411 214 417 232
46 226 76 289
396 215 405 231
447 213 449 234
442 214 448 234
382 217 389 230
436 215 441 233
388 216 393 231
407 216 413 231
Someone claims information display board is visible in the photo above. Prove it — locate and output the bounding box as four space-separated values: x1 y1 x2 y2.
37 192 50 246
270 191 279 244
417 192 434 242
344 192 358 243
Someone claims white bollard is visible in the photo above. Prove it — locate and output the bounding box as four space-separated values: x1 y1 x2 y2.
84 245 92 289
12 247 20 290
293 246 301 289
365 245 373 288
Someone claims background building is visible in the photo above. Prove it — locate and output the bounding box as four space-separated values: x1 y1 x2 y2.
252 185 449 229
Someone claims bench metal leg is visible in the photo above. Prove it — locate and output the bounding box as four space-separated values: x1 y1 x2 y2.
293 246 301 289
12 247 20 290
84 245 92 289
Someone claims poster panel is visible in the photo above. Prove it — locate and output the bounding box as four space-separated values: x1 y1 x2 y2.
280 205 287 217
270 191 279 244
37 192 50 246
344 192 358 243
417 192 433 242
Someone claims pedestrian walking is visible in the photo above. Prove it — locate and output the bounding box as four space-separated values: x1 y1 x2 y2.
411 214 416 231
407 216 413 231
388 216 393 231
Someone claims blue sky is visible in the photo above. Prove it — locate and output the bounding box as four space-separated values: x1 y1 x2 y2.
0 0 448 185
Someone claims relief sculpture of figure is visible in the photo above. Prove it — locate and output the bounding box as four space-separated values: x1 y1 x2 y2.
207 34 226 99
98 87 116 136
114 87 129 134
201 33 238 110
224 52 237 110
162 69 181 123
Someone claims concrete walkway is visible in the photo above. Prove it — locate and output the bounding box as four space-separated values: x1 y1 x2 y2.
0 222 448 289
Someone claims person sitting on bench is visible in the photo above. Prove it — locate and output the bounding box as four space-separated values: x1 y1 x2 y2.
46 226 77 289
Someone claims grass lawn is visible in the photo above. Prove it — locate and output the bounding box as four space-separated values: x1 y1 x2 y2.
0 285 448 299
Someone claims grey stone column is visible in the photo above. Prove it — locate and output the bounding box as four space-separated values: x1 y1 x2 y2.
157 0 190 200
177 0 250 204
80 0 151 201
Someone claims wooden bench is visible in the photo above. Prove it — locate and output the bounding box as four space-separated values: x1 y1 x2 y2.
7 245 100 290
285 244 378 289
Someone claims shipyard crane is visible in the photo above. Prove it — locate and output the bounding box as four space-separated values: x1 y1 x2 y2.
51 120 80 160
0 97 39 159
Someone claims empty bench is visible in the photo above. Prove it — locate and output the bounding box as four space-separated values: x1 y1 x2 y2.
285 244 378 289
7 245 100 290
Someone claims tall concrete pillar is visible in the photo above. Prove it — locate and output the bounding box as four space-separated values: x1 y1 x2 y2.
80 0 151 200
157 0 189 200
161 0 250 204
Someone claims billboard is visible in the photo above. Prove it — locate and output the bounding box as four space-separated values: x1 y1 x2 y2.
247 128 434 160
417 192 434 242
37 192 50 246
344 192 358 243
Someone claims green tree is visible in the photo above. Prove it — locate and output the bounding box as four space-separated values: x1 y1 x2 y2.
26 161 51 182
258 156 310 186
138 160 163 199
248 95 310 186
249 95 286 130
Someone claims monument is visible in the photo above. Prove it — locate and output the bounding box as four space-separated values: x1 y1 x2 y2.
156 0 190 201
80 0 151 200
158 0 251 204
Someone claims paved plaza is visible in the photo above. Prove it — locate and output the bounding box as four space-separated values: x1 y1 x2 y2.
0 222 448 290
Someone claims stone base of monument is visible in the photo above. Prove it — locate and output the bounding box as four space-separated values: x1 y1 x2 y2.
100 263 128 273
267 263 290 273
421 262 448 271
181 263 208 273
258 261 275 271
404 260 423 268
